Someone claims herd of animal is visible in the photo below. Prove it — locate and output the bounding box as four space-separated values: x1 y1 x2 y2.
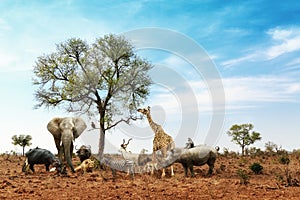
22 106 219 180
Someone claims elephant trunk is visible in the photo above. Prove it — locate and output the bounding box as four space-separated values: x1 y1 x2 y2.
61 131 75 173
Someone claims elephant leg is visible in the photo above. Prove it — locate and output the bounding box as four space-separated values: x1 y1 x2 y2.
54 138 63 162
59 145 64 162
69 142 75 172
70 142 73 159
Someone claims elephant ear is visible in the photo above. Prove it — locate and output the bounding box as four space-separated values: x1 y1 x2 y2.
47 117 64 139
72 117 87 139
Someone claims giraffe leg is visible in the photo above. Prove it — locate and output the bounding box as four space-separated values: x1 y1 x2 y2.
151 165 154 175
161 148 167 178
152 151 156 162
152 151 158 176
161 168 166 178
170 165 174 176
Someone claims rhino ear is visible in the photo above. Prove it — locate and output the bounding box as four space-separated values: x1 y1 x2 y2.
72 117 87 138
47 117 64 138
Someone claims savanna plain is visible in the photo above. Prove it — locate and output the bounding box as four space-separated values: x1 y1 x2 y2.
1 152 300 200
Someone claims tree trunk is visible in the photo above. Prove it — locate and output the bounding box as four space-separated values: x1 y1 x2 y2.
98 126 105 160
242 145 245 156
241 139 245 156
22 146 25 156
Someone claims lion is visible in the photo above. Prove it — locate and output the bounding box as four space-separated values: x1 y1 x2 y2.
74 159 95 174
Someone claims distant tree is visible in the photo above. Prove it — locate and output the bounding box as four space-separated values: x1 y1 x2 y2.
248 147 263 157
11 134 32 156
227 123 261 156
265 141 279 155
32 34 153 159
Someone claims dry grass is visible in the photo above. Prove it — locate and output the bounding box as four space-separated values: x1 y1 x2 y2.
0 153 300 199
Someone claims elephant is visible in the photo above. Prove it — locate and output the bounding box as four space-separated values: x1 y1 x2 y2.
47 117 87 173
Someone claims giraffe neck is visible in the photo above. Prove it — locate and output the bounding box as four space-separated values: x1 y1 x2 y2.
146 113 160 133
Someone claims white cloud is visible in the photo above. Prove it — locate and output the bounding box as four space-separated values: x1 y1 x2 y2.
268 28 294 41
0 52 18 69
286 58 300 66
266 27 300 60
222 76 300 103
161 54 189 67
266 36 300 60
220 27 300 68
221 54 255 68
206 53 219 60
286 84 300 94
136 74 299 148
148 75 300 116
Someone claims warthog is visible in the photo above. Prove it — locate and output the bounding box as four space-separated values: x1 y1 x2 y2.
22 147 62 173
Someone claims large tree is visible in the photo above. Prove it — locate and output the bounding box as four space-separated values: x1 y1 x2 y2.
12 134 32 156
33 34 153 159
227 123 261 156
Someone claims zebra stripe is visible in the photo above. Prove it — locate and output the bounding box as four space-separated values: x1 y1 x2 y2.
100 157 135 179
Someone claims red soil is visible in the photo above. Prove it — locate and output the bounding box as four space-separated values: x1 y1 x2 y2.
1 154 300 199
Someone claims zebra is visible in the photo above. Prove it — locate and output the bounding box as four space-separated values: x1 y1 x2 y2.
100 157 135 180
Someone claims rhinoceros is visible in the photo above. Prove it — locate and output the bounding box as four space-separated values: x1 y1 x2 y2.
161 145 219 177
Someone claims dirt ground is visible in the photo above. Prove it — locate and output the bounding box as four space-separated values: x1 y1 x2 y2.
1 153 300 200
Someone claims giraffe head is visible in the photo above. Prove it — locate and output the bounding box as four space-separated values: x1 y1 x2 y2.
137 106 150 115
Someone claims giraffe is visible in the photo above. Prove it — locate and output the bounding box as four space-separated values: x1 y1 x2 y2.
137 106 175 177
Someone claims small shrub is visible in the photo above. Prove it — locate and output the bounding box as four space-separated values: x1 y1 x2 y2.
250 162 263 174
277 155 299 187
279 155 290 165
237 169 249 185
291 149 300 160
222 147 229 157
228 151 238 158
249 147 263 157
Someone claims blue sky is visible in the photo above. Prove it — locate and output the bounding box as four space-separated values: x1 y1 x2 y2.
0 0 299 154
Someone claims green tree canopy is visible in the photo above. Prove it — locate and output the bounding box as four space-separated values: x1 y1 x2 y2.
33 34 153 158
12 134 32 156
227 123 261 156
